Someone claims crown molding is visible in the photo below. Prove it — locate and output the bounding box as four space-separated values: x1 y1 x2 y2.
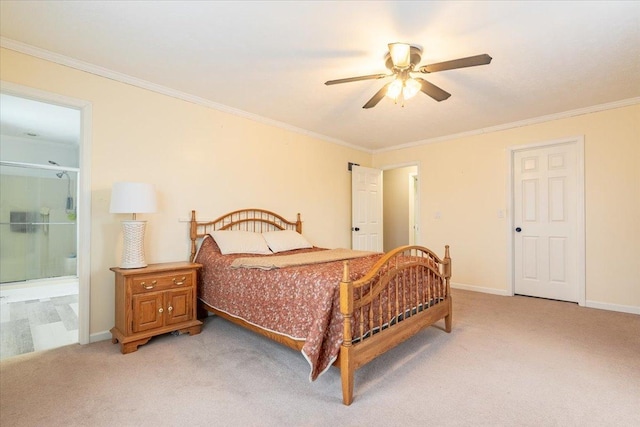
373 97 640 154
0 37 367 153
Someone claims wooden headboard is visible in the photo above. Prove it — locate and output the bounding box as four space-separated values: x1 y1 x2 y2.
189 209 302 262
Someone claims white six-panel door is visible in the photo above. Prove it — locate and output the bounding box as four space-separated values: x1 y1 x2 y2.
351 165 383 252
513 142 580 302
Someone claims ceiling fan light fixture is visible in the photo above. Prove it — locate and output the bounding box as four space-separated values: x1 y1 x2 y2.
388 42 411 68
386 77 420 102
326 43 491 109
386 78 403 100
403 78 421 99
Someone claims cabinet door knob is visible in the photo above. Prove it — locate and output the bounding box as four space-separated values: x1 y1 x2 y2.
158 307 163 313
173 277 186 286
168 306 173 312
141 280 157 290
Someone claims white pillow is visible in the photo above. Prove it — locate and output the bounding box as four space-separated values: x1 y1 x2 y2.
262 230 313 253
210 230 272 255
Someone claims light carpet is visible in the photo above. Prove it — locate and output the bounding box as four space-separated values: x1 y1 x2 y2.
1 289 639 427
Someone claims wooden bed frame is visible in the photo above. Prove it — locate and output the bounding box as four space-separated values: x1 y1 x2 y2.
189 208 452 405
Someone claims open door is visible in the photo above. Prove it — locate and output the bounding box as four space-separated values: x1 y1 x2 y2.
351 165 383 251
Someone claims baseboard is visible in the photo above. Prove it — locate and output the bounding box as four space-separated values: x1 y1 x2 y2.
90 330 112 343
585 300 640 315
451 282 510 296
452 282 639 315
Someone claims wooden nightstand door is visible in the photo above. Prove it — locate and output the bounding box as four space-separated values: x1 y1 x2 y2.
132 292 164 333
165 288 192 326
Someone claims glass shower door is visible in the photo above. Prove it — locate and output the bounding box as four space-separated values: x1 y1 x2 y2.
0 163 78 284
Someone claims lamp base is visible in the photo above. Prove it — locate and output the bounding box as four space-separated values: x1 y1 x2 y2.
120 220 148 269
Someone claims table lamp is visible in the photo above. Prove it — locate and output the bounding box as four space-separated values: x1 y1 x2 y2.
109 182 157 268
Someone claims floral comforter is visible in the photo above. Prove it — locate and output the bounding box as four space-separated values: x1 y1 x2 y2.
194 235 382 380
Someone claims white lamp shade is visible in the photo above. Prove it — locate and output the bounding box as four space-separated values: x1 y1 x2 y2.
386 78 403 99
386 77 421 101
403 78 421 99
110 182 157 214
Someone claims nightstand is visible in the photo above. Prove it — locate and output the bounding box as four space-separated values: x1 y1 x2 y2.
110 261 203 354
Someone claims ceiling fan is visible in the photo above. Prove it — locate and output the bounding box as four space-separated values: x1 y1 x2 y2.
325 43 492 109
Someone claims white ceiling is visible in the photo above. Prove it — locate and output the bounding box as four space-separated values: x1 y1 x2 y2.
1 1 639 152
0 94 80 145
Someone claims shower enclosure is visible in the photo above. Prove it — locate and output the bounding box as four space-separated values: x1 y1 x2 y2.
0 161 78 284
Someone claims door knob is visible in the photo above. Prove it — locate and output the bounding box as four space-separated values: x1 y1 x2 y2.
515 227 522 232
351 227 360 231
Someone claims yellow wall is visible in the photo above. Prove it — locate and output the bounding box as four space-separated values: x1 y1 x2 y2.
0 48 371 336
383 166 416 251
373 104 640 310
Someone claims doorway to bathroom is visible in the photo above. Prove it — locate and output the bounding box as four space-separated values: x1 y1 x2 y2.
0 92 83 359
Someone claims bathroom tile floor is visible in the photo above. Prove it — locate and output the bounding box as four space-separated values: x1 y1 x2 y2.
0 279 78 360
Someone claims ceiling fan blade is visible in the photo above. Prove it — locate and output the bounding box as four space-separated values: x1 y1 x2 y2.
419 54 492 73
415 78 451 102
325 74 389 85
363 83 392 109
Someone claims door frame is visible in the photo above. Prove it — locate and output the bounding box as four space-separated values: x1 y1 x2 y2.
2 80 93 343
408 172 419 245
506 136 585 306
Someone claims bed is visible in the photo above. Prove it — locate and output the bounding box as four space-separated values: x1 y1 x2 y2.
189 208 452 405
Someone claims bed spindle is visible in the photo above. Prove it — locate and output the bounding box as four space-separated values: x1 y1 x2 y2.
392 264 398 328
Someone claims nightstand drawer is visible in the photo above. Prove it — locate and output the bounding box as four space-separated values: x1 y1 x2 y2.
130 270 194 294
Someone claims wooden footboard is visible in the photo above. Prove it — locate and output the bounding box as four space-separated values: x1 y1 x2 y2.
338 245 452 405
